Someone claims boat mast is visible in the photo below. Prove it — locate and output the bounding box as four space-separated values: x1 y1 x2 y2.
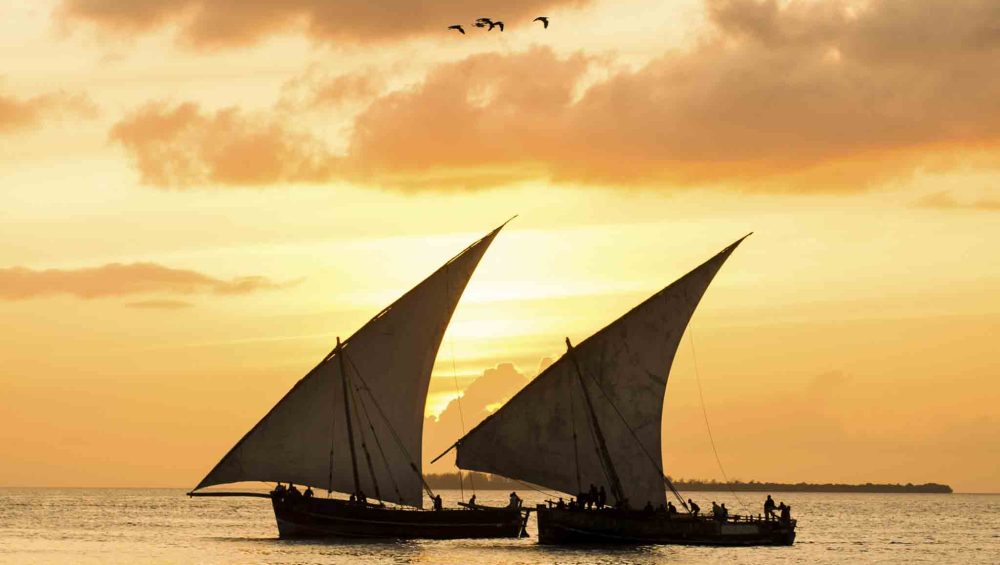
337 337 362 496
565 337 626 507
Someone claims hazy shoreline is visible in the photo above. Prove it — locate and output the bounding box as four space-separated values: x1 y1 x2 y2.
424 473 953 493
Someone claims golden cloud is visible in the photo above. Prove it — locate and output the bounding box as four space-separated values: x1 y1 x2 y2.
0 262 293 300
110 0 1000 191
58 0 586 47
0 90 96 134
915 190 1000 211
109 102 334 187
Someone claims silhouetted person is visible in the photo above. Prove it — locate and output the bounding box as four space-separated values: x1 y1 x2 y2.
509 491 522 509
644 501 654 514
764 494 776 520
597 486 607 509
304 486 314 498
720 503 729 521
711 501 720 519
468 494 477 507
667 501 677 515
556 497 566 509
588 484 598 510
534 16 549 28
447 24 465 35
688 499 700 516
778 502 790 523
433 494 443 511
273 483 286 498
349 493 356 504
288 484 301 497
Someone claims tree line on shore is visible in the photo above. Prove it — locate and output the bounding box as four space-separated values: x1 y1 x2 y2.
424 472 952 493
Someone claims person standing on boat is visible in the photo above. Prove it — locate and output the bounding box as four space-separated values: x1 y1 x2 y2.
688 499 700 517
508 491 522 509
433 494 443 511
764 495 777 520
587 484 598 509
711 501 720 519
304 486 314 498
597 486 607 509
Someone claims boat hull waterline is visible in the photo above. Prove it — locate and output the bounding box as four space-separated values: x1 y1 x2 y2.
272 495 525 539
536 507 796 546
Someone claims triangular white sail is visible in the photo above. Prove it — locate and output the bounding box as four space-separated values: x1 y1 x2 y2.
194 224 506 508
452 236 747 509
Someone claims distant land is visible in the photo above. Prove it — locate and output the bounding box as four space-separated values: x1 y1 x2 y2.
425 473 952 494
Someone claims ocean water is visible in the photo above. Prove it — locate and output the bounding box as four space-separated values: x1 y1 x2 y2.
0 488 996 564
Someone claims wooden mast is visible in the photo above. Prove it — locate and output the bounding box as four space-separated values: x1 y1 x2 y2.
565 337 626 507
336 337 362 497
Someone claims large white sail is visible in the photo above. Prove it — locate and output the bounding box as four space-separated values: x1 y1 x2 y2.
452 236 747 508
193 224 506 508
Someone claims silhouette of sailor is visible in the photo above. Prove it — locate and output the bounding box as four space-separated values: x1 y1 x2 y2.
287 484 301 497
764 494 777 520
597 486 607 509
468 494 477 507
508 491 522 508
433 494 443 511
643 501 654 514
688 499 700 516
304 486 314 498
587 484 598 510
556 497 565 509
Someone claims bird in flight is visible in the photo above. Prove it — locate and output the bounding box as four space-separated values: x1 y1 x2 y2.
448 24 465 35
488 20 504 32
534 16 549 28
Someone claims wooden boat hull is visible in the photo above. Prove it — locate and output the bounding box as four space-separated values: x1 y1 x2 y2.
271 495 524 539
536 507 795 546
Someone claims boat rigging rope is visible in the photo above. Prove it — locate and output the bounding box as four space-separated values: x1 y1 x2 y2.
345 354 437 502
354 383 402 502
446 266 475 499
689 329 750 515
578 362 689 512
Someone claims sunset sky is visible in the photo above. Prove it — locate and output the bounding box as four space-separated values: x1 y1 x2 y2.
1 0 997 493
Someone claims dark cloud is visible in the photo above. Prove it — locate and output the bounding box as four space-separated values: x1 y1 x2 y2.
0 262 292 300
58 0 588 48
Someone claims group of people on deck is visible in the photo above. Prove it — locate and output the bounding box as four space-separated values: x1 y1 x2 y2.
273 483 315 500
270 481 791 524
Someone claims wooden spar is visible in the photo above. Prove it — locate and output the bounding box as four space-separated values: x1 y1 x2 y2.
565 337 626 507
187 491 272 498
337 337 362 496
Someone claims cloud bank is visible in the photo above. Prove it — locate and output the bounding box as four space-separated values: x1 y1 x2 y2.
110 0 1000 192
58 0 586 48
0 262 291 300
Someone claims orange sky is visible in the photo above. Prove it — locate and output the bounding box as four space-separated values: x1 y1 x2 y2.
1 0 997 493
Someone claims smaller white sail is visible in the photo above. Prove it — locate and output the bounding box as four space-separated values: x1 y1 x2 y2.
194 223 507 508
453 236 747 508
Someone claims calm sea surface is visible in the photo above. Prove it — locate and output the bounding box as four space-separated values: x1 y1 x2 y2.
0 488 996 564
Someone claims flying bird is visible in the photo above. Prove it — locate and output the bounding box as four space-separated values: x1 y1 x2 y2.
534 16 549 28
448 24 465 35
488 20 504 32
476 18 493 24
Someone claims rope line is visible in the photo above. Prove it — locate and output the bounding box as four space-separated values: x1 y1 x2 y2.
689 329 749 514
